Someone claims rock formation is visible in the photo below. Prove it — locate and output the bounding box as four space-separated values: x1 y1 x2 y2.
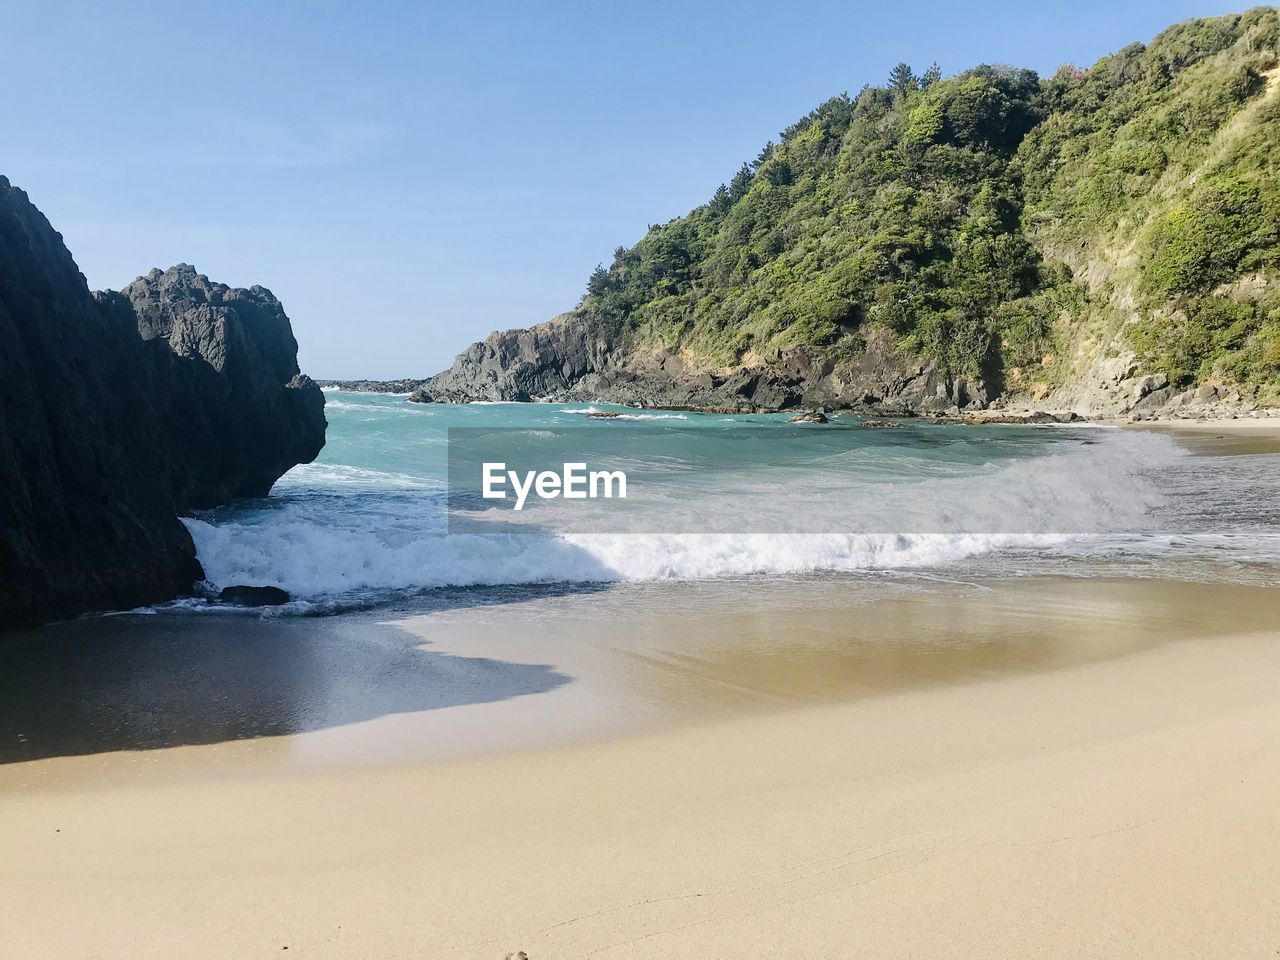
409 320 987 414
412 313 610 403
0 176 326 628
316 378 426 394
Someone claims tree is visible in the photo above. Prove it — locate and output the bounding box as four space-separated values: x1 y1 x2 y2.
728 163 754 201
921 62 942 88
587 265 612 297
889 62 917 95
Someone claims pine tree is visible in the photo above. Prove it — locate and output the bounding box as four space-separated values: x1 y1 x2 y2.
888 62 916 95
728 163 754 201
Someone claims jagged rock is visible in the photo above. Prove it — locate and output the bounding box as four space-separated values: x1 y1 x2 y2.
99 264 327 505
1133 373 1168 401
411 321 988 415
218 585 291 606
789 410 829 423
0 177 326 629
1130 385 1174 414
317 378 425 394
410 313 608 403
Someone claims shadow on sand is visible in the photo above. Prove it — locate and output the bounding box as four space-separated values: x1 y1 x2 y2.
0 581 613 765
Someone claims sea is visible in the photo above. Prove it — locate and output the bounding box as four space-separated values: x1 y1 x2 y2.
176 389 1280 615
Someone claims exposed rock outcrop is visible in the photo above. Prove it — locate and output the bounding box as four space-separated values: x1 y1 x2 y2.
789 410 829 424
316 378 426 394
410 321 987 414
0 177 326 629
97 264 327 505
411 313 610 403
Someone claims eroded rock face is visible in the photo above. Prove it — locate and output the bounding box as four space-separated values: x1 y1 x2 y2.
0 177 326 628
100 264 327 504
410 319 988 414
411 313 609 403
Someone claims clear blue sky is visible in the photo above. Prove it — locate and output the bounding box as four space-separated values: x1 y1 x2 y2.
1 0 1244 378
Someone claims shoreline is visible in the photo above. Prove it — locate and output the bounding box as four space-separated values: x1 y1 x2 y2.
1 415 1276 957
1123 416 1280 454
324 384 1280 430
1 583 1277 958
4 575 1276 783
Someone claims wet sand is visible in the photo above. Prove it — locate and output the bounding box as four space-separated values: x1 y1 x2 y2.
2 576 1273 777
1 575 1279 957
1128 415 1280 454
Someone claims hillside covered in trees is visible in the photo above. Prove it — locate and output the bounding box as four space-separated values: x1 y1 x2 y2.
417 9 1280 412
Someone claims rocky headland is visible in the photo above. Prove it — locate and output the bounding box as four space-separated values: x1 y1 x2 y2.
409 316 996 414
0 176 326 629
403 12 1280 423
317 378 426 394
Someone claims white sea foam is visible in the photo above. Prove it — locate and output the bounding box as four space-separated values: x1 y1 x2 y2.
183 511 1055 600
561 407 689 420
180 429 1225 602
179 399 1280 607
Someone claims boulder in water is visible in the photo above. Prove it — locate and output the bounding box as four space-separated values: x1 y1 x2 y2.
218 585 291 607
789 410 829 423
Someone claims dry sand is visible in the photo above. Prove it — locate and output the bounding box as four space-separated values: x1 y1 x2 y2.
1 576 1278 959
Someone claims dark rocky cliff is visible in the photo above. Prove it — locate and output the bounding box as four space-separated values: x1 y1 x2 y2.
410 313 611 403
0 177 326 628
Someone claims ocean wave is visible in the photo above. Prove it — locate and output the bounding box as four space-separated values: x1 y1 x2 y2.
182 511 1057 600
276 462 442 489
180 430 1182 599
560 406 690 420
324 398 423 413
178 405 1280 608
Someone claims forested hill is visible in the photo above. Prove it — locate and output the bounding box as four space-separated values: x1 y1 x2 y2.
416 9 1280 414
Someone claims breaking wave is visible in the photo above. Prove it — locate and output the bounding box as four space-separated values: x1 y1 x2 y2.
176 393 1280 609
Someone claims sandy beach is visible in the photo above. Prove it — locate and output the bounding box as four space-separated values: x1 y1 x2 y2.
1126 416 1280 455
2 571 1278 959
7 5 1280 956
1 424 1277 959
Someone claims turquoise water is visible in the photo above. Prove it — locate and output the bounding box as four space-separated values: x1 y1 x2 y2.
181 390 1280 610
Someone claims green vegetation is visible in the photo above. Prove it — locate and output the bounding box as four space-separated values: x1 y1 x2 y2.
578 8 1280 392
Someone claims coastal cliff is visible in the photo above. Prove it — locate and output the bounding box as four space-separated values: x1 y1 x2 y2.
413 313 986 412
0 177 326 628
411 10 1280 417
